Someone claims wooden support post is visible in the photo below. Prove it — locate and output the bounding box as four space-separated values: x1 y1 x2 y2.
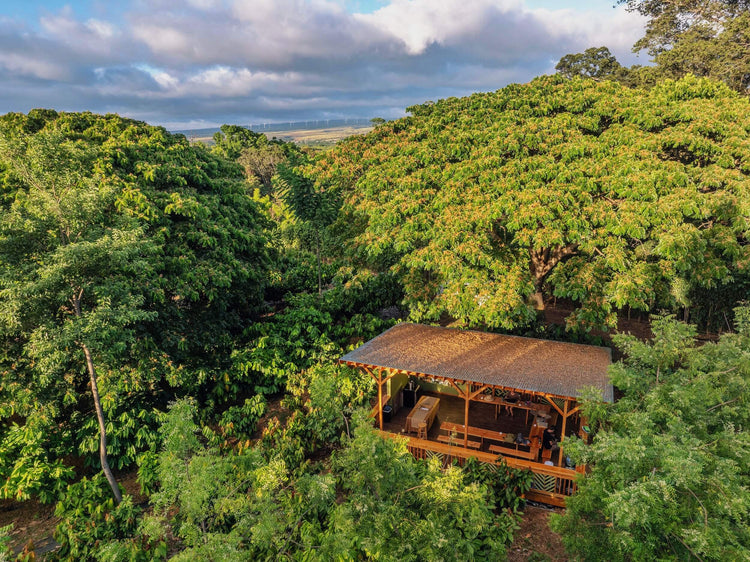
542 393 565 417
446 380 471 447
558 399 569 467
377 370 384 431
464 391 470 448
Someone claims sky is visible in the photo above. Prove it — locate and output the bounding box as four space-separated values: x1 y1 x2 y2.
0 1 647 130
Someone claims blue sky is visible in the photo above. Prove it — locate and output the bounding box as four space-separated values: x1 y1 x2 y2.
0 1 646 129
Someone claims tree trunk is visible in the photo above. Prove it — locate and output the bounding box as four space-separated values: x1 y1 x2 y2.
528 244 578 311
316 236 322 297
530 290 546 311
82 343 122 504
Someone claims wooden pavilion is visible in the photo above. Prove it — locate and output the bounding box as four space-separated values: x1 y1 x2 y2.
339 322 613 506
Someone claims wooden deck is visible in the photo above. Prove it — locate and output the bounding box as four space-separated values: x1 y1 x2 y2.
382 390 579 465
376 390 583 507
379 432 581 507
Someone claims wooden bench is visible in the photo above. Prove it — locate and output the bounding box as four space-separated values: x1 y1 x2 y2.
489 442 540 461
437 434 481 449
439 422 508 447
369 394 391 419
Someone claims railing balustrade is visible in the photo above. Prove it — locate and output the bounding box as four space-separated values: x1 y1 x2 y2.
379 431 580 507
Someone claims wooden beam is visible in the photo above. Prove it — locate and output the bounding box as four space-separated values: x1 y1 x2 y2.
566 404 581 418
468 384 491 400
463 394 470 448
542 394 565 416
446 379 465 396
377 369 384 431
382 371 398 384
444 380 472 448
558 399 569 467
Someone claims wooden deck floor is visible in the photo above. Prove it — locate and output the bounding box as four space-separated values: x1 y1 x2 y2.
380 390 580 466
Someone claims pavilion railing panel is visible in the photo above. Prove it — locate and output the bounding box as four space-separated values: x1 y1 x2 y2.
379 431 580 506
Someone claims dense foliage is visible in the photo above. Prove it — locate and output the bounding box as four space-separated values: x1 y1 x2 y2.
555 47 634 85
313 76 750 331
620 0 750 93
552 308 750 560
0 110 271 501
133 401 525 561
4 64 750 559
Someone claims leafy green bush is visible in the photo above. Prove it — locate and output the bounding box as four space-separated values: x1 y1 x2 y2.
76 406 163 471
321 412 520 560
219 395 267 439
225 278 394 406
140 402 522 561
551 309 750 560
0 415 75 503
463 457 534 512
0 524 14 560
50 475 165 561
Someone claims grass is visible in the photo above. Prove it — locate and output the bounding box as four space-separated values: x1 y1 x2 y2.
187 124 373 148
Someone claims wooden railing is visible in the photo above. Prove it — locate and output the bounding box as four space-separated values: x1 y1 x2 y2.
378 431 580 507
369 394 390 418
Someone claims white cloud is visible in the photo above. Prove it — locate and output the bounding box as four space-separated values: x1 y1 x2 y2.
531 4 646 58
0 52 70 81
356 0 520 55
132 25 191 57
186 0 223 9
0 0 647 126
40 8 122 52
187 66 270 96
85 19 117 39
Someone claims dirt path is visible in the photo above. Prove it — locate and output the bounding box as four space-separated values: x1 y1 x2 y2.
1 470 146 557
507 504 569 561
1 498 58 556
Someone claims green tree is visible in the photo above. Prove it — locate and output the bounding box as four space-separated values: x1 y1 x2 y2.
313 75 750 331
0 110 271 502
212 124 299 195
0 127 157 501
238 143 287 195
556 46 631 83
551 308 750 560
278 157 341 296
211 124 269 160
620 0 750 92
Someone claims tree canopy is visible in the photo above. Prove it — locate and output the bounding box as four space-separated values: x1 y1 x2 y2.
555 47 631 83
0 110 271 500
313 75 750 331
552 308 750 560
212 124 300 195
619 0 750 92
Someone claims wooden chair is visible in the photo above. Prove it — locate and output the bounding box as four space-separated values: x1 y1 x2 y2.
417 422 427 439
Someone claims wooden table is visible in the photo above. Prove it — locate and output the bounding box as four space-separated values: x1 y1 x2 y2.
406 395 440 433
473 394 551 423
439 421 510 447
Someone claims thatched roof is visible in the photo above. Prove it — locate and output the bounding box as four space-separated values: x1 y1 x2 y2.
340 323 613 402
